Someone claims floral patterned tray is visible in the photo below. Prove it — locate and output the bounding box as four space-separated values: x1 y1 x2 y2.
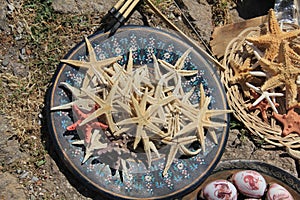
46 26 230 199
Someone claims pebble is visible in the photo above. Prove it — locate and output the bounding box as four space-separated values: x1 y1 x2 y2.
2 57 10 67
31 176 39 183
20 171 29 179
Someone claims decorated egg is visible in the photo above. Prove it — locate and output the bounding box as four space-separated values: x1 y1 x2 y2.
266 183 294 200
232 170 267 198
203 179 237 200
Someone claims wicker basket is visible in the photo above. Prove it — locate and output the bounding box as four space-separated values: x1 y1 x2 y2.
221 22 300 158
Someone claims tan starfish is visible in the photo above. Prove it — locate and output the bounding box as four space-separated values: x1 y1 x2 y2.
162 135 200 176
246 9 300 61
177 84 232 152
229 57 261 97
256 41 300 108
158 48 198 96
61 37 122 88
80 81 119 132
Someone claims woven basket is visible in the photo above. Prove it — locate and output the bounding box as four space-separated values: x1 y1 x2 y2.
221 23 300 158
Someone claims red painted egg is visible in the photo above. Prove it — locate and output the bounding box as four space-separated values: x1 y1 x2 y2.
232 170 267 198
203 179 237 200
266 183 294 200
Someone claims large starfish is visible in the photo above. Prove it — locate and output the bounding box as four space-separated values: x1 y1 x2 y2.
158 48 198 96
67 104 108 144
61 37 122 88
80 81 119 132
177 84 232 152
246 9 300 61
255 41 300 108
273 108 300 136
116 88 165 166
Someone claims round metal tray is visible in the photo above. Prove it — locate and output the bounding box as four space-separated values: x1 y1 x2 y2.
196 160 300 199
46 26 230 199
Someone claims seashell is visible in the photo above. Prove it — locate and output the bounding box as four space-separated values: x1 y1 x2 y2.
266 183 294 200
203 179 238 200
232 170 267 198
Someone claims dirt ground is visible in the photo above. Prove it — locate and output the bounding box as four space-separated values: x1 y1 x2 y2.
0 0 298 199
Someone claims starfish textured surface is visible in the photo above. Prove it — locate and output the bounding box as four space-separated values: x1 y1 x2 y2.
246 9 300 61
256 41 300 108
273 108 300 136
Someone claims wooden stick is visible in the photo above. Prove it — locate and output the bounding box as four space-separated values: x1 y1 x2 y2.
123 0 140 18
144 0 225 70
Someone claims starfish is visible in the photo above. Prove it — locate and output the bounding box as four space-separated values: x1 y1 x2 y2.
273 108 300 136
61 37 122 89
158 48 198 96
177 84 232 152
255 41 300 108
246 9 300 61
116 88 165 166
248 89 279 122
161 135 200 176
229 57 261 97
80 81 119 132
246 82 283 114
73 129 108 163
67 104 108 144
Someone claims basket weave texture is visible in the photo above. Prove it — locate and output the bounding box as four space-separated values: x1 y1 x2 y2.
221 9 300 158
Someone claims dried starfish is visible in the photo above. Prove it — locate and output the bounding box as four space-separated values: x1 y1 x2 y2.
116 88 165 166
246 9 300 61
73 129 108 163
67 104 108 144
229 57 260 97
248 89 279 122
273 108 300 136
61 37 122 88
80 81 119 132
177 84 232 152
255 41 300 108
246 82 283 114
162 135 200 176
158 48 198 96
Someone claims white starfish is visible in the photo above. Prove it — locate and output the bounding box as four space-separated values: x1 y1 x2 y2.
246 82 284 113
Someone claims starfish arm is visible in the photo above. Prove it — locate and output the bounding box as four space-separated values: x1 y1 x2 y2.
116 117 139 126
126 50 133 73
60 59 90 69
177 69 198 76
176 122 197 137
179 144 201 156
175 48 192 70
133 125 143 149
82 87 105 106
149 141 160 158
51 101 74 110
152 53 163 81
261 75 283 91
286 81 298 108
158 59 176 70
197 126 206 152
206 109 233 116
163 145 178 176
202 120 228 128
264 95 279 113
59 82 84 98
208 128 218 144
252 95 267 107
84 37 97 63
79 108 105 126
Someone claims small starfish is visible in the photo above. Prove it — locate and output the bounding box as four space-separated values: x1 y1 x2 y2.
80 81 119 132
67 104 108 144
246 82 283 114
255 41 300 108
248 89 279 122
246 9 300 61
73 129 108 163
162 135 200 176
229 57 261 97
158 48 198 96
273 108 300 136
61 37 122 88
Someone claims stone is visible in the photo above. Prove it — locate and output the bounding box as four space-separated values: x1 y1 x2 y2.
181 0 213 43
0 0 8 31
0 172 26 200
51 0 118 14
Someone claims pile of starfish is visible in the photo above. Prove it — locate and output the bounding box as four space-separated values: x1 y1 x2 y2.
228 9 300 136
51 37 231 176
